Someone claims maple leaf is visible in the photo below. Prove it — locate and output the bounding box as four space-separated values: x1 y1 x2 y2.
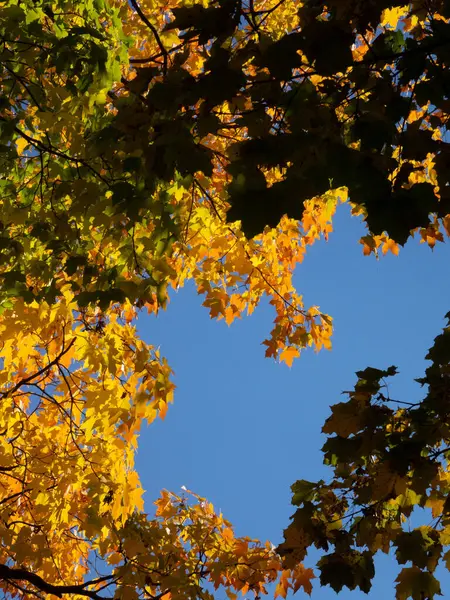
291 564 315 595
279 346 300 367
381 7 409 29
395 567 442 600
322 399 366 438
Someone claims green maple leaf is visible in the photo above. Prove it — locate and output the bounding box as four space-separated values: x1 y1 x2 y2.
395 567 442 600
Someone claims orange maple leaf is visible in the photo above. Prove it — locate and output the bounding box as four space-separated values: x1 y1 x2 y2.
279 346 300 367
292 564 315 595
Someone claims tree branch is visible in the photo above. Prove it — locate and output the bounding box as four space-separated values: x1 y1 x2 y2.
1 119 108 185
0 564 115 599
1 338 76 399
128 0 168 74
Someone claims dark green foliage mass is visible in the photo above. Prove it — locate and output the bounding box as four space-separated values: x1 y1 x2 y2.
149 0 450 242
279 315 450 597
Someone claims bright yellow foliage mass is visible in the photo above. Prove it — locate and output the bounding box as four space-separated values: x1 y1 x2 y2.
0 1 328 594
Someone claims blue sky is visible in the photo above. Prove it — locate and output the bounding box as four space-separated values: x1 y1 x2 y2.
135 204 450 598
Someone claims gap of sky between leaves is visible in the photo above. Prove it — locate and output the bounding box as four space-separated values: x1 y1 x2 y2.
135 203 450 599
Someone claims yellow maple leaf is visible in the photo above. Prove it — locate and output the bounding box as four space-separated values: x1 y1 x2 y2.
222 527 234 543
16 136 29 155
279 346 300 367
382 238 400 256
381 6 409 29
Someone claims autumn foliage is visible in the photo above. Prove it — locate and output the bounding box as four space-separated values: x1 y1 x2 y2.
1 0 450 598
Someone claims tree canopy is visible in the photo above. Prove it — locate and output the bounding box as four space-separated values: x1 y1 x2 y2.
279 317 450 598
1 0 450 598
